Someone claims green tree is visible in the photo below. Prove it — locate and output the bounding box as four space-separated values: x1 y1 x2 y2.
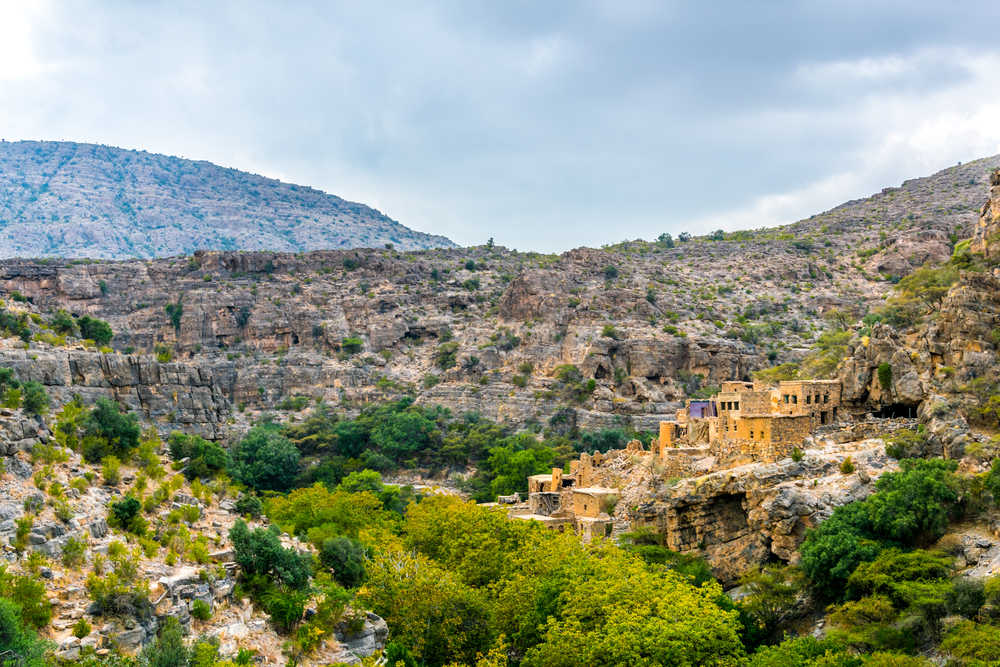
865 459 960 544
229 520 311 591
320 536 368 589
0 598 48 667
230 425 300 492
141 616 188 667
82 398 140 462
78 316 113 345
49 309 77 336
359 546 493 667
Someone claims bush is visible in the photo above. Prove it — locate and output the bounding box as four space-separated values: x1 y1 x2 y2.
167 432 229 480
49 310 77 336
341 336 363 354
82 398 140 462
164 302 183 332
320 536 368 589
436 342 459 370
877 362 893 391
234 494 264 518
603 265 619 280
230 425 300 492
840 456 855 474
0 568 53 630
78 315 113 345
141 616 189 667
229 520 311 591
21 382 48 416
108 496 146 535
940 620 1000 663
62 536 87 569
191 598 212 621
0 597 48 667
102 455 121 485
72 616 91 639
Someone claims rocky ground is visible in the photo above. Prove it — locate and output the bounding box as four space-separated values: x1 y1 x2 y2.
0 409 385 665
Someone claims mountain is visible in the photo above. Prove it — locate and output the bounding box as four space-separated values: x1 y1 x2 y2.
0 140 455 259
0 155 999 665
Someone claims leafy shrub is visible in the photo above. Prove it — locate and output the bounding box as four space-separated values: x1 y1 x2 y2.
21 382 48 416
108 496 146 535
49 309 77 336
320 536 368 588
436 342 459 370
601 324 622 340
230 425 300 492
141 616 188 666
102 455 121 485
341 336 363 354
191 598 212 621
167 432 229 480
235 494 264 518
78 315 113 345
61 536 87 569
0 597 47 666
603 265 619 280
0 568 53 629
164 302 183 332
877 362 893 391
229 520 312 591
82 398 141 463
840 456 855 474
72 616 91 639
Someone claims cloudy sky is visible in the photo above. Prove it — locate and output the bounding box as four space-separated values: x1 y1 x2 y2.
2 1 1000 252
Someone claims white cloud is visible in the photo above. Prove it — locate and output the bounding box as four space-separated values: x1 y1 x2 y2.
0 1 54 81
687 49 1000 236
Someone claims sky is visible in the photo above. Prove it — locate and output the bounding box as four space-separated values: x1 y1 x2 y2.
2 1 1000 252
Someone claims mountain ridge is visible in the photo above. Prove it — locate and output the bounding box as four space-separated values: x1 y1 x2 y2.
0 140 455 259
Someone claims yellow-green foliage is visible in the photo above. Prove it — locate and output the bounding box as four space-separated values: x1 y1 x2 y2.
357 495 744 667
268 483 393 545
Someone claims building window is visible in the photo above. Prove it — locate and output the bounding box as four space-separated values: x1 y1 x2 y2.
805 395 811 404
824 394 829 403
792 395 797 404
734 401 739 410
783 394 789 403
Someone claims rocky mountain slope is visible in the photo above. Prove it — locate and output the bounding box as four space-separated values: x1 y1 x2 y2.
0 156 996 441
0 140 455 259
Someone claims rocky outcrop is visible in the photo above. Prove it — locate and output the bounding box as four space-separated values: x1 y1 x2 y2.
971 168 1000 260
0 348 230 438
838 323 926 410
613 438 896 584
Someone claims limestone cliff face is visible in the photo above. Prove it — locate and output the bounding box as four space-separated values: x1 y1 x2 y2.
971 169 1000 260
0 247 776 434
0 348 230 438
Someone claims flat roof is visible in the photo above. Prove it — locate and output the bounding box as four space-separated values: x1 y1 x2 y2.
573 487 619 495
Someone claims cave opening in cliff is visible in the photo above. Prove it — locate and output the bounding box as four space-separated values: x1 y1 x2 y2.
874 403 920 418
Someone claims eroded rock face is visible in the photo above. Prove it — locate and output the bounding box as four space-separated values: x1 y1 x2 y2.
0 348 230 438
838 324 926 410
607 439 895 584
971 168 1000 260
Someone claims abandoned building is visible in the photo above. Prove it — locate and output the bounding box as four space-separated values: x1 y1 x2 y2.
502 380 844 539
659 379 842 463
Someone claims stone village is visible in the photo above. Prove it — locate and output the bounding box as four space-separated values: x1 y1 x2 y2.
496 379 845 541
